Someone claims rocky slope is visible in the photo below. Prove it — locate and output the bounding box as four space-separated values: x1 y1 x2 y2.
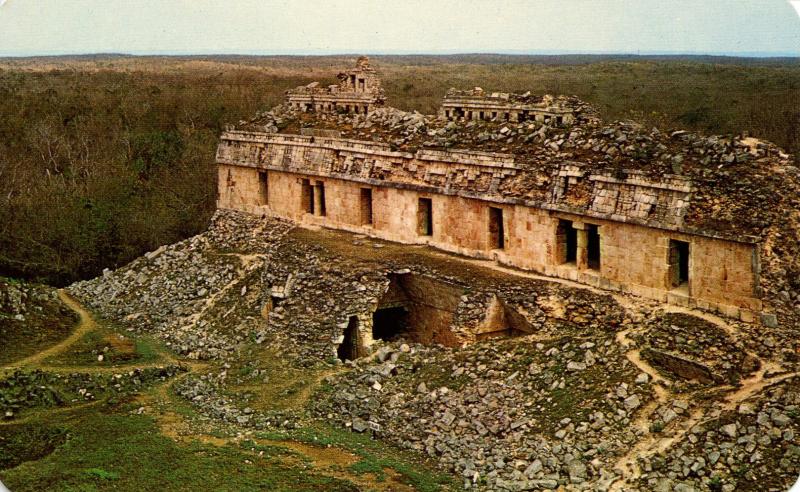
63 210 800 491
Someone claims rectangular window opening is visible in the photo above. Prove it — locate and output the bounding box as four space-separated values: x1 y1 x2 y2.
301 179 314 213
669 240 690 288
316 182 326 216
489 207 505 250
417 198 433 236
257 170 268 205
587 224 601 270
360 188 373 225
558 219 577 264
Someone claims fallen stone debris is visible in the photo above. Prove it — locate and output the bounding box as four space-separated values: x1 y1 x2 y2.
56 208 800 491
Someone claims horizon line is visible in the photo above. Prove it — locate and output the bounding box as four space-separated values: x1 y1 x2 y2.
1 49 799 60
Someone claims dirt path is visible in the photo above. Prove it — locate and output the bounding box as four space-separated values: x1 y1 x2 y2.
2 282 419 491
607 299 793 490
3 290 95 371
440 252 614 297
719 362 799 411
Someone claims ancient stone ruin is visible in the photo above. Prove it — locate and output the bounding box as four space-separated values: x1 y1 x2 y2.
285 56 385 114
218 57 800 359
440 87 579 126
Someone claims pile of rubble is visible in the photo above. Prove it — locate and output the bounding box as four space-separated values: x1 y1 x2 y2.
53 210 799 490
636 379 800 492
173 371 299 430
1 366 184 419
261 225 628 366
314 335 649 490
1 278 78 365
0 278 67 323
636 312 759 389
68 210 294 360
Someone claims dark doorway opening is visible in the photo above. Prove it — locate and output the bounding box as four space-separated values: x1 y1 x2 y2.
301 179 314 213
337 316 359 361
558 219 577 264
489 207 504 249
372 307 409 342
316 183 327 216
360 188 373 225
669 240 690 288
587 224 601 270
258 171 269 205
417 198 433 236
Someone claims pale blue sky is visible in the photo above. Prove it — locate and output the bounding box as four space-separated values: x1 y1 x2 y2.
0 0 799 57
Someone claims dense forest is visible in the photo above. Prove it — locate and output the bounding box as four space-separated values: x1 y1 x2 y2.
1 55 798 285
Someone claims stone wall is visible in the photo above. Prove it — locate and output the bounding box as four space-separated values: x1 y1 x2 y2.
217 159 762 322
216 131 721 239
440 89 576 125
286 56 385 114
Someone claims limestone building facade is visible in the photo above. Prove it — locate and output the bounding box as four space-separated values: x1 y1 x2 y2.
216 58 792 327
217 131 762 323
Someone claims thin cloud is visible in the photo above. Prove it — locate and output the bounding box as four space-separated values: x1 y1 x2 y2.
791 1 800 18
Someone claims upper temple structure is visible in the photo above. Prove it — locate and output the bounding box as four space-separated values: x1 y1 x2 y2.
440 88 580 126
285 56 386 115
217 57 800 329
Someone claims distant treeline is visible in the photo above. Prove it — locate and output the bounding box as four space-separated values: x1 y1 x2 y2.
0 57 798 285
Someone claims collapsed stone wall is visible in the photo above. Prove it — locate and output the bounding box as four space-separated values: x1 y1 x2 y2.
68 210 294 360
260 224 628 366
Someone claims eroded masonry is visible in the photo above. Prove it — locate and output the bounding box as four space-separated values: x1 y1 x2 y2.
218 57 797 339
286 56 385 115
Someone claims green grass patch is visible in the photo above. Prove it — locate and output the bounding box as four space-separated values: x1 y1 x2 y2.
0 411 360 492
0 424 68 470
84 468 119 480
43 326 164 367
349 458 386 480
257 423 454 492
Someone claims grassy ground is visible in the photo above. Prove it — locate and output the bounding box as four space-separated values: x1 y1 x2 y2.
0 279 78 366
1 410 362 492
0 291 454 491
